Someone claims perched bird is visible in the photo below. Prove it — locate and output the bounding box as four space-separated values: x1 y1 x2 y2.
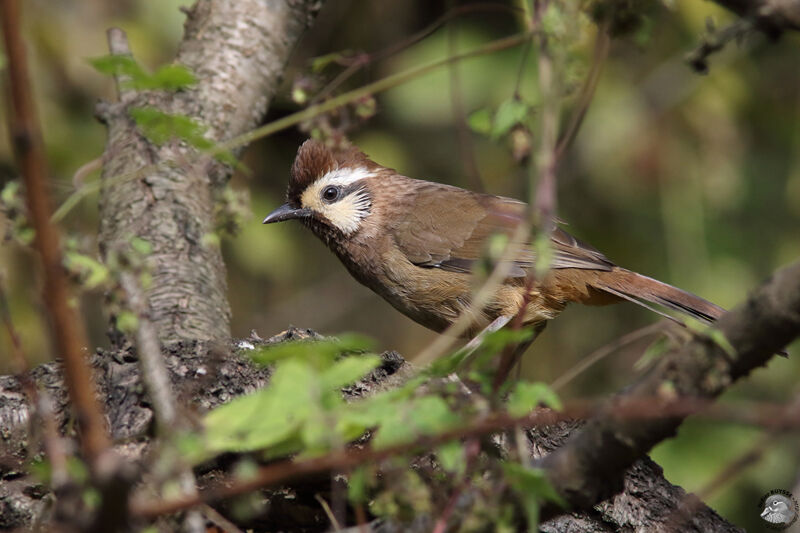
263 139 724 342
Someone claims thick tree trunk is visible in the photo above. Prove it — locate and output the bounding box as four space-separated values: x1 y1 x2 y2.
96 0 322 345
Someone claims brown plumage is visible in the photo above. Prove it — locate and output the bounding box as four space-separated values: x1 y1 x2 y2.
264 139 725 337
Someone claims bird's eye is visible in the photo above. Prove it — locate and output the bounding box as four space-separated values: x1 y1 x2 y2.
321 186 340 202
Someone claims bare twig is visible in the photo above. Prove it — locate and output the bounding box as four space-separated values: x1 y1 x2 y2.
531 5 558 236
201 504 246 533
554 19 610 164
312 3 521 103
105 27 136 102
0 0 110 467
550 321 668 391
222 32 534 153
54 31 535 223
130 392 800 519
447 1 484 192
119 270 205 532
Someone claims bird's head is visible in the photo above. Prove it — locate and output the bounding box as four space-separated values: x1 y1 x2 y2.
263 139 380 237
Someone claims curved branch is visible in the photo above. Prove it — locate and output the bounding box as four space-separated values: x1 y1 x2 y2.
538 260 800 520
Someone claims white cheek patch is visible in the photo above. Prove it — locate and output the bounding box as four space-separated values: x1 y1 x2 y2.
321 189 372 234
300 167 374 235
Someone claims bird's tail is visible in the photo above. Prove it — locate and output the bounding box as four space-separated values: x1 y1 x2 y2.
593 268 725 325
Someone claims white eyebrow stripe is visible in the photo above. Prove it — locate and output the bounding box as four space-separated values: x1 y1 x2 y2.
320 167 374 186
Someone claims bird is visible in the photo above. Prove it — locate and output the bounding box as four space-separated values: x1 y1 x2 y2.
760 494 797 525
263 139 725 357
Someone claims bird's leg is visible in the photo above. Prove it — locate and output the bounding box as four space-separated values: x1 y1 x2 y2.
491 321 547 394
457 315 514 369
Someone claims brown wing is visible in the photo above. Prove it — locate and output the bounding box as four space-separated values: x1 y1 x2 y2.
391 181 615 277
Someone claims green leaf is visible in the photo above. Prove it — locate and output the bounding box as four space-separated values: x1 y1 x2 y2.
436 441 465 475
250 334 375 369
503 463 565 530
64 251 110 290
116 310 138 334
348 467 369 503
634 335 670 371
372 396 461 449
508 382 562 417
89 55 196 91
130 236 153 256
467 108 492 136
89 55 145 79
533 232 554 278
492 98 529 139
1 180 20 205
310 51 348 73
320 354 381 390
139 64 197 91
707 329 736 357
128 106 239 166
202 359 318 457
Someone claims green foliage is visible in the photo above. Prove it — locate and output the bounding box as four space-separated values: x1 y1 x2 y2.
115 310 138 334
63 251 110 290
129 236 153 256
129 106 204 146
634 334 672 371
469 98 533 140
250 334 374 367
502 463 565 529
436 441 466 475
348 466 369 504
199 337 385 461
371 395 462 449
508 381 562 417
201 354 380 459
0 180 35 245
533 231 554 279
89 55 196 91
128 106 238 166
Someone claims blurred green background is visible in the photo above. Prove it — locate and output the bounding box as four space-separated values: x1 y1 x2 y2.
1 1 799 529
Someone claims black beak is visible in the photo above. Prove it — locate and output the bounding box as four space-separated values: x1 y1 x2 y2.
262 203 311 224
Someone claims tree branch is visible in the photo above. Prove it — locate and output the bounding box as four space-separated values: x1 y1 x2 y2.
537 260 800 520
97 0 324 346
710 0 800 34
0 0 111 469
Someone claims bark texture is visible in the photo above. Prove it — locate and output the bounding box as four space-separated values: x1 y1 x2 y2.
97 0 323 345
712 0 800 32
0 330 741 532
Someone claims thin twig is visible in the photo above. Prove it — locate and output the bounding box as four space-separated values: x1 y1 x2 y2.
315 494 343 531
130 394 800 519
106 27 135 102
447 1 484 192
119 271 205 532
531 3 558 236
313 3 522 103
554 19 610 165
54 32 535 223
201 504 246 533
0 0 110 468
550 321 667 391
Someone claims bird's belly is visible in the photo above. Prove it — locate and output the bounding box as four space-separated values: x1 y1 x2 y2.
372 249 563 335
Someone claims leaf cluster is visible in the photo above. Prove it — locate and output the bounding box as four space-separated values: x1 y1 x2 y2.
184 328 565 529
